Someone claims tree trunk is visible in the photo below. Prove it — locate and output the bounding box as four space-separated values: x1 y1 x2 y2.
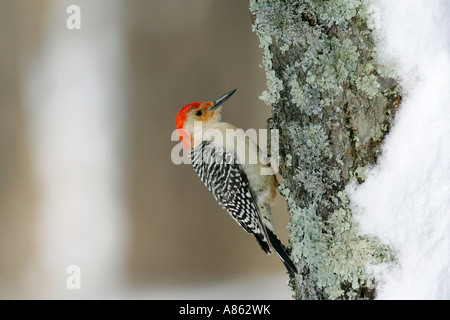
250 0 400 299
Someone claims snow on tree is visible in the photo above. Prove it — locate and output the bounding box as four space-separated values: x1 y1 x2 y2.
250 0 400 299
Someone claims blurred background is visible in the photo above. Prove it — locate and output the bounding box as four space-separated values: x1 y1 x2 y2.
0 0 292 299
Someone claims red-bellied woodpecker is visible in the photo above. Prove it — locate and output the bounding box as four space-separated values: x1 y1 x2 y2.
175 89 297 277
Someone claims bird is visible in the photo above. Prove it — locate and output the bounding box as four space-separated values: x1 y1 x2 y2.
175 89 297 278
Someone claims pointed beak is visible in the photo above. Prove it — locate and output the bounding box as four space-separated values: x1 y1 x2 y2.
208 89 237 112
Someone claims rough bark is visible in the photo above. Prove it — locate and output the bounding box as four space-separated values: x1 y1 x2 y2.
250 0 400 299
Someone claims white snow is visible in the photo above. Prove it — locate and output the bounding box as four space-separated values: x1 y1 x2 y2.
349 0 450 299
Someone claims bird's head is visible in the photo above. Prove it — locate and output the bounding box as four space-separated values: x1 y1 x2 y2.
175 89 236 151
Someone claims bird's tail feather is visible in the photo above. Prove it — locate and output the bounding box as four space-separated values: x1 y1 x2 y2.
254 233 271 254
266 229 297 278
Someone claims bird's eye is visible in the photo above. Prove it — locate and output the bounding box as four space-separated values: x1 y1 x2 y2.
195 110 203 116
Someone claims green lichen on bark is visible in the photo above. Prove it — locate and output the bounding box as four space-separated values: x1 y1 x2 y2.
250 0 400 299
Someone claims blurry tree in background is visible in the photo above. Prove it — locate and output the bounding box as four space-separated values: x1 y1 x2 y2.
0 1 46 296
0 0 292 299
250 0 400 299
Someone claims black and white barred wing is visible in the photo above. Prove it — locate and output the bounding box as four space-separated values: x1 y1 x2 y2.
190 140 271 253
